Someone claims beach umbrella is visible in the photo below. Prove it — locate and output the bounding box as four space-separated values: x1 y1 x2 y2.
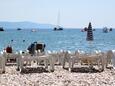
86 22 94 53
86 22 94 41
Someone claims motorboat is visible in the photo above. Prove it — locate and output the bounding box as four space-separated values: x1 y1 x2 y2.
31 29 37 32
0 27 4 31
17 28 22 31
103 27 109 33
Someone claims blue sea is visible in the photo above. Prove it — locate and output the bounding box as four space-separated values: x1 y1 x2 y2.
0 29 115 52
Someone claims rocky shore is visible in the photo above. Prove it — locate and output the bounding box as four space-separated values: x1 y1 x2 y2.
0 66 115 86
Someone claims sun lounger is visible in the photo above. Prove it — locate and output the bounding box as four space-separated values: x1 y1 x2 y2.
17 50 55 72
106 50 114 67
61 50 105 72
3 51 19 65
112 50 115 69
59 50 75 71
102 50 115 69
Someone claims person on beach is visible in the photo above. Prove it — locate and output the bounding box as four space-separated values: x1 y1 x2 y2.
6 45 12 53
27 42 46 55
36 43 46 52
27 42 36 55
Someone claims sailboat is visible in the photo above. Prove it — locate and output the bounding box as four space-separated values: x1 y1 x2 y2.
53 11 63 31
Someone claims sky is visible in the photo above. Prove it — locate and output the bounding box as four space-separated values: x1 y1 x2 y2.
0 0 115 28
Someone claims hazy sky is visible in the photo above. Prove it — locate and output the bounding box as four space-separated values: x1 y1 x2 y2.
0 0 115 28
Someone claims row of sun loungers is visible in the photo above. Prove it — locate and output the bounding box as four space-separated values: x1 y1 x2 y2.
0 49 115 73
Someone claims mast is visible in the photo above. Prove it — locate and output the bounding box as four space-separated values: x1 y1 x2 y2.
57 10 60 28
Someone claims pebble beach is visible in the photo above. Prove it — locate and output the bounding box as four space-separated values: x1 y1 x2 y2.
0 66 115 86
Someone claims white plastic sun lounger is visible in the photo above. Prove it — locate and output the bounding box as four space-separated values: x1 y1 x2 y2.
61 50 105 72
2 50 19 65
103 50 115 68
17 51 55 72
112 50 115 69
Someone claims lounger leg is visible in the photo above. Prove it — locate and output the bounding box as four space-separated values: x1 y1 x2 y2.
71 59 75 70
60 57 63 66
68 58 74 72
28 60 31 66
100 56 106 71
58 55 62 65
62 57 66 69
44 59 48 69
20 57 24 72
2 56 5 73
68 59 71 72
89 63 93 70
49 57 54 72
97 59 101 71
16 55 20 71
112 56 115 69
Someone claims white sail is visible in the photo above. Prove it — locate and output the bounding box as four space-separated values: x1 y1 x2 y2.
54 10 63 31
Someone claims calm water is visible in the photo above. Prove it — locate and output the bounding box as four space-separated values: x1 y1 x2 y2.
0 29 115 52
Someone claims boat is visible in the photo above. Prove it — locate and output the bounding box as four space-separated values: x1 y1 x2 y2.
54 26 63 31
102 27 113 33
81 27 95 32
53 10 63 31
81 29 85 32
81 27 87 32
103 27 109 33
17 28 22 31
31 29 37 32
109 28 112 31
0 27 4 31
93 29 96 31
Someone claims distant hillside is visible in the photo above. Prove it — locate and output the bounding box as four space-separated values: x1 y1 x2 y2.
0 21 54 29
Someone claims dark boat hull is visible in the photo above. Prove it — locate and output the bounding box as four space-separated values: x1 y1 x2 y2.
0 27 4 31
54 27 63 31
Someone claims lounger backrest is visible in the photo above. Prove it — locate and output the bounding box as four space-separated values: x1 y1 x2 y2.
107 50 114 59
58 50 65 59
75 50 80 57
65 51 70 58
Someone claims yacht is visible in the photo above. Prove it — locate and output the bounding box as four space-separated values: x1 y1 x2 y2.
0 27 4 31
31 29 37 32
53 10 63 31
103 27 109 33
54 26 63 31
17 28 22 31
